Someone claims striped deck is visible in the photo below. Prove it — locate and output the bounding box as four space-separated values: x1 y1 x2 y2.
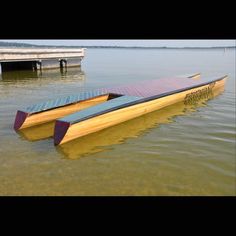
60 95 142 124
55 76 225 125
106 76 220 98
14 74 227 134
23 90 105 114
14 73 228 145
21 76 222 116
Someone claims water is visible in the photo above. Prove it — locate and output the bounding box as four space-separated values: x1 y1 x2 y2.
0 48 235 195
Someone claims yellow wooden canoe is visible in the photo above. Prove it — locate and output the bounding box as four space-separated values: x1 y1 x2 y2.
13 73 227 145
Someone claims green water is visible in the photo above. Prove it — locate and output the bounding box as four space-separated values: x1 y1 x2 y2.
0 48 235 195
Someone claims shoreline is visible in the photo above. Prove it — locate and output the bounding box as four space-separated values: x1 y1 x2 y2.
0 42 235 50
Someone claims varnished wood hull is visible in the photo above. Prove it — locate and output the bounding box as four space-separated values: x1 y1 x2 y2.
57 101 202 159
13 73 227 146
54 76 227 145
14 73 202 131
14 94 110 130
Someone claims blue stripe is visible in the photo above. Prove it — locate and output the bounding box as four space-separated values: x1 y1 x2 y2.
59 95 142 124
20 76 225 114
21 90 107 114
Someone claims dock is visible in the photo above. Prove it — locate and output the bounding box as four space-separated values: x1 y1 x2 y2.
0 48 85 73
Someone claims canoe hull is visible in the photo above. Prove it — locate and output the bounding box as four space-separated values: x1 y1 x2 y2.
54 77 226 145
14 94 110 130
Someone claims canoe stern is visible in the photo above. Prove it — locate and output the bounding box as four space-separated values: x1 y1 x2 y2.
54 120 71 145
14 110 29 130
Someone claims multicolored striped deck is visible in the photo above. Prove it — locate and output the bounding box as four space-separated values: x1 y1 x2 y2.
21 76 223 116
59 95 142 124
56 76 225 126
22 90 105 114
14 73 227 145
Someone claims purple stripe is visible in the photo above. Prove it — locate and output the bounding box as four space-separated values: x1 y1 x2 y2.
14 110 29 130
54 120 70 145
104 77 201 98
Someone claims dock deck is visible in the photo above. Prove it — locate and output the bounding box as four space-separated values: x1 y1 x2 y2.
0 48 85 72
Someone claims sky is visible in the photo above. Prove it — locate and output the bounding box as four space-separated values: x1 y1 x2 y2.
0 40 235 47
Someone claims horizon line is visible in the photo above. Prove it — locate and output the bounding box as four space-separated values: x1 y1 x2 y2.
0 41 235 49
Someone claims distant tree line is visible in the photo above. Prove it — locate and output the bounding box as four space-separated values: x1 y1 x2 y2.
0 41 235 49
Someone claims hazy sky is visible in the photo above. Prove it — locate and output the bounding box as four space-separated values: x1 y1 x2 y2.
0 40 235 47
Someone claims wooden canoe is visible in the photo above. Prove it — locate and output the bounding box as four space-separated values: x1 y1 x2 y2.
14 73 200 130
13 73 227 145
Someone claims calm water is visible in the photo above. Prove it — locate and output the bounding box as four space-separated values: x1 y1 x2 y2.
0 48 235 196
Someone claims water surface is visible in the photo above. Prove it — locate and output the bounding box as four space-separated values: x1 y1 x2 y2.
0 48 235 195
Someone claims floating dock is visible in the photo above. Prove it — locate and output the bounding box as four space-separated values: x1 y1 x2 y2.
0 48 85 73
13 73 227 145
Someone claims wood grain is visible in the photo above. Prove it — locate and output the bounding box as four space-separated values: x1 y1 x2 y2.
19 94 110 129
58 78 226 145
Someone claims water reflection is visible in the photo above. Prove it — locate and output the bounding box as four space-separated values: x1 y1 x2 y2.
17 121 55 141
0 70 42 80
0 67 86 81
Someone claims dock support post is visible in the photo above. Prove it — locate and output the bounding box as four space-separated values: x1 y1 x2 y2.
33 60 42 71
59 59 67 69
59 59 67 76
